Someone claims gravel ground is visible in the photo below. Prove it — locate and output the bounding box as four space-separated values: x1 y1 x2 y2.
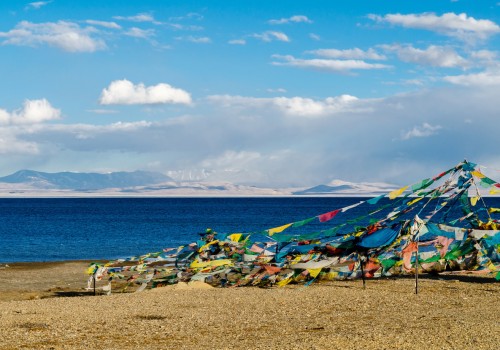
0 262 499 350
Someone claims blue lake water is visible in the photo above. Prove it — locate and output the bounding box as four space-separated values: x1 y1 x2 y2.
1 197 499 262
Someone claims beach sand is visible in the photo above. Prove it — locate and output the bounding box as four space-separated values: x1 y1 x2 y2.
0 262 499 349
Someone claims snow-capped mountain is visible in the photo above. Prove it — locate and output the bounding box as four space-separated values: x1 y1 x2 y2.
293 179 397 196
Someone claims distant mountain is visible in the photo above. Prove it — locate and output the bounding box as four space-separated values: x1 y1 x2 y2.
0 170 173 190
293 179 397 196
119 181 290 196
0 170 400 197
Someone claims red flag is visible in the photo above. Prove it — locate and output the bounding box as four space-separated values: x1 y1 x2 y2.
318 209 340 223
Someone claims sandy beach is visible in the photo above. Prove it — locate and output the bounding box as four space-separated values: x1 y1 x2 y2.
0 261 498 350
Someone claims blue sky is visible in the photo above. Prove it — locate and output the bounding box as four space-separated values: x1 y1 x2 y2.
1 0 500 187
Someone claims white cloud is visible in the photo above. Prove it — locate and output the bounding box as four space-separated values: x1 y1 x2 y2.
0 20 106 52
207 94 361 117
0 130 39 155
309 48 386 60
272 54 391 73
169 12 204 22
25 1 51 10
175 36 211 43
99 79 192 105
268 15 313 25
382 44 468 68
228 39 246 45
200 150 261 169
0 99 61 125
309 33 320 41
252 31 290 42
369 12 500 41
443 69 500 86
167 23 204 31
4 85 500 187
85 20 121 29
113 13 155 23
125 27 155 39
401 123 442 140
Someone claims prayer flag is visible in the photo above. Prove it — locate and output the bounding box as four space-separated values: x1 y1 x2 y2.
267 223 293 235
367 194 384 205
318 209 340 223
389 186 408 199
341 201 363 212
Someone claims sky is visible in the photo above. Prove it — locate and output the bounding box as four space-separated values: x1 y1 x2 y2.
1 0 500 187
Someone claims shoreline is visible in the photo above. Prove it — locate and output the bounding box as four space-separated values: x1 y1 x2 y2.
1 260 498 301
0 260 498 349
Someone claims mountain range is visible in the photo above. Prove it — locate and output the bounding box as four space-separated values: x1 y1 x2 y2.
0 170 398 196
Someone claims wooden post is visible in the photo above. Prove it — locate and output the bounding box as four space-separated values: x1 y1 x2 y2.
415 241 419 295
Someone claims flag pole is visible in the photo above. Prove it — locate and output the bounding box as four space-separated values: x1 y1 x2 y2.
415 239 419 295
359 252 366 289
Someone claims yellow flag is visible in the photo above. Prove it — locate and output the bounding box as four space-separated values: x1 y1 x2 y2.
490 188 500 195
389 186 408 199
267 223 292 235
488 208 500 214
470 197 479 206
308 268 322 278
471 170 485 179
198 240 219 253
190 259 233 269
407 197 423 206
276 277 292 287
228 233 243 242
86 265 98 275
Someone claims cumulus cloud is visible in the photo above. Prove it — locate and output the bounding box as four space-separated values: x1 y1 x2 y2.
252 31 290 42
207 94 361 117
272 54 391 73
0 20 106 52
84 20 121 29
382 44 468 68
99 79 192 105
369 12 500 41
443 69 500 86
0 99 61 125
268 15 313 25
401 123 442 140
309 48 386 60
